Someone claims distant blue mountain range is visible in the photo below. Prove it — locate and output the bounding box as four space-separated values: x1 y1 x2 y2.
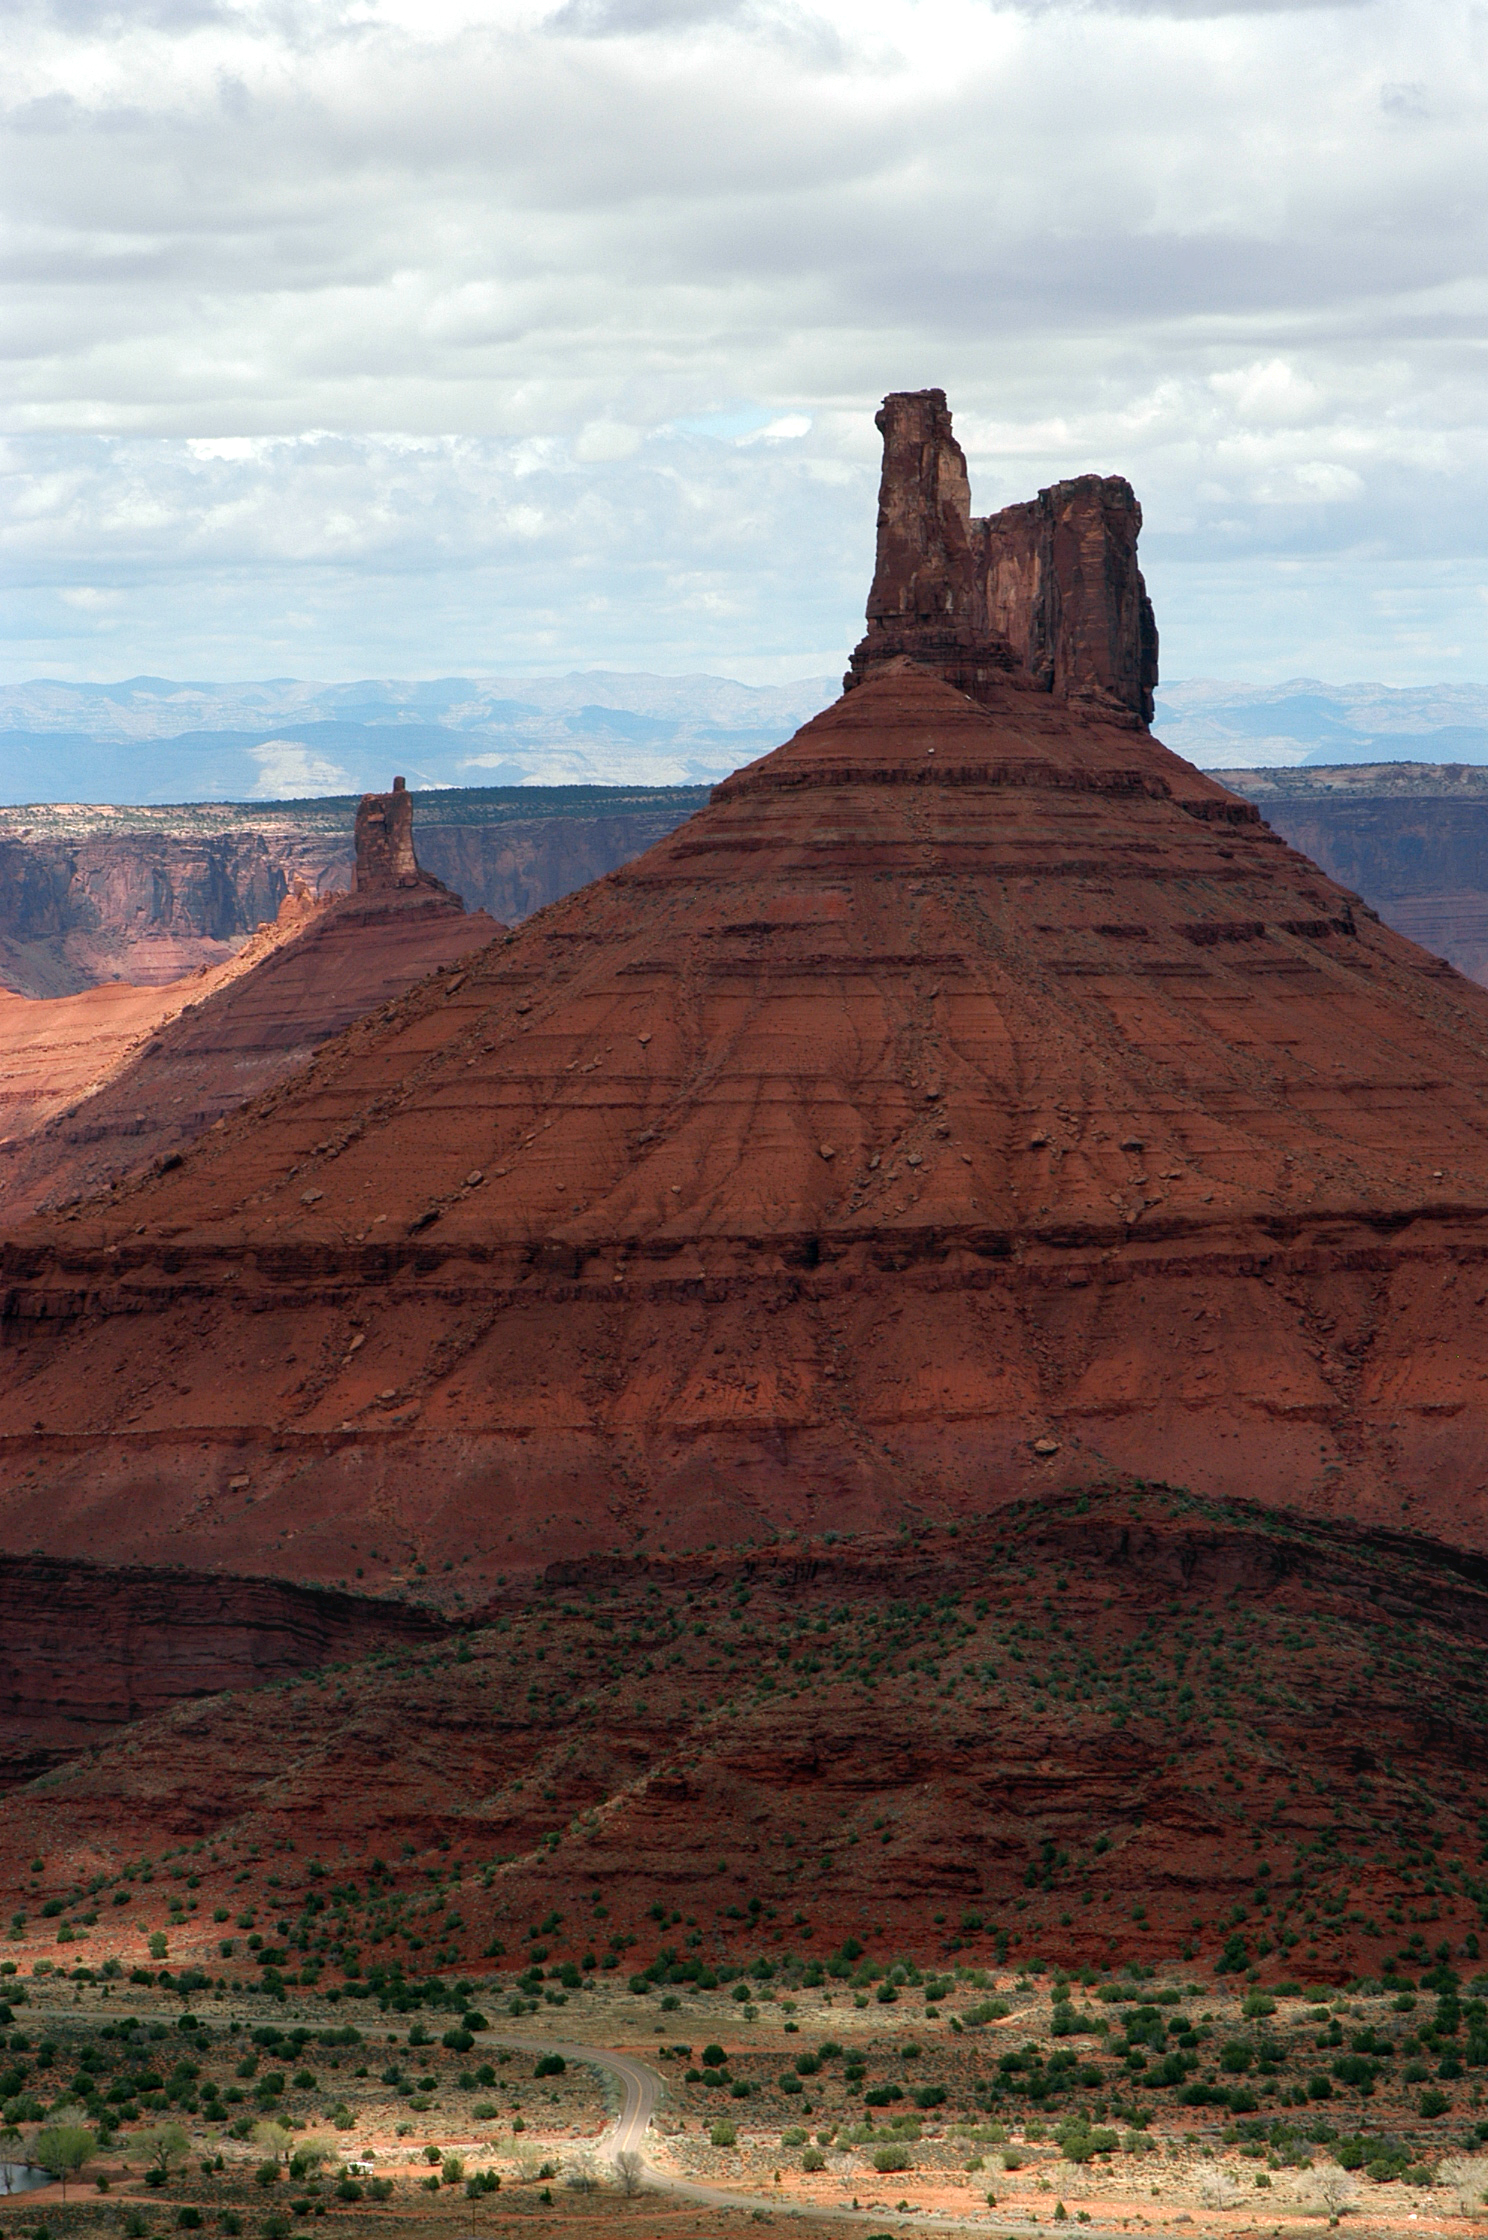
0 671 839 806
1153 679 1488 770
2 671 1486 806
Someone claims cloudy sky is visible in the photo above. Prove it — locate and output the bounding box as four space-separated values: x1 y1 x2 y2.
2 0 1486 689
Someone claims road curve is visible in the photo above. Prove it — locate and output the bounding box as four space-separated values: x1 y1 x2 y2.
477 2027 1139 2236
472 2030 658 2166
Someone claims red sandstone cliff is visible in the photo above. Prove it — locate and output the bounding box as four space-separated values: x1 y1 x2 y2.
3 667 1488 1582
8 406 1488 1974
846 388 1158 726
0 785 501 1224
0 793 705 994
0 1554 444 1789
0 827 331 996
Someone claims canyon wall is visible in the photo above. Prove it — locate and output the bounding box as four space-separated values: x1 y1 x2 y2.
1221 764 1488 988
0 789 707 996
0 830 330 996
0 1553 446 1789
0 787 501 1223
412 805 707 927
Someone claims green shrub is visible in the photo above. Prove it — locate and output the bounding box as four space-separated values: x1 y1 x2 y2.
253 2165 280 2189
709 2121 737 2148
872 2146 911 2173
1057 2122 1116 2164
801 2147 825 2172
534 2054 565 2078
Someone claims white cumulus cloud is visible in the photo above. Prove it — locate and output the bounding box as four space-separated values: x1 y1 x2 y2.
0 0 1485 689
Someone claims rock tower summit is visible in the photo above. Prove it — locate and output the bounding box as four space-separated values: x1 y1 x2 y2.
354 774 428 893
845 387 1159 727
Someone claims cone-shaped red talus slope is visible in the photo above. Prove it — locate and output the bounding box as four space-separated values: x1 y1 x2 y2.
4 667 1488 1585
0 887 501 1226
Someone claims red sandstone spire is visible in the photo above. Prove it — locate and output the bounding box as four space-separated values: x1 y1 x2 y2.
845 387 1158 726
4 403 1488 1581
354 774 449 894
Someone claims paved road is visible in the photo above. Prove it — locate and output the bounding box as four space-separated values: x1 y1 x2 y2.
476 2027 1145 2235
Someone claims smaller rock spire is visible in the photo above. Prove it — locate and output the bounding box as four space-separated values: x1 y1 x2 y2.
354 775 423 892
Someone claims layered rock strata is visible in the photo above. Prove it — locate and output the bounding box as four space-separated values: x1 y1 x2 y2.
1221 763 1488 990
0 828 324 996
4 1490 1487 1982
0 789 708 994
0 1554 445 1790
4 670 1488 1578
845 388 1158 726
0 794 500 1223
